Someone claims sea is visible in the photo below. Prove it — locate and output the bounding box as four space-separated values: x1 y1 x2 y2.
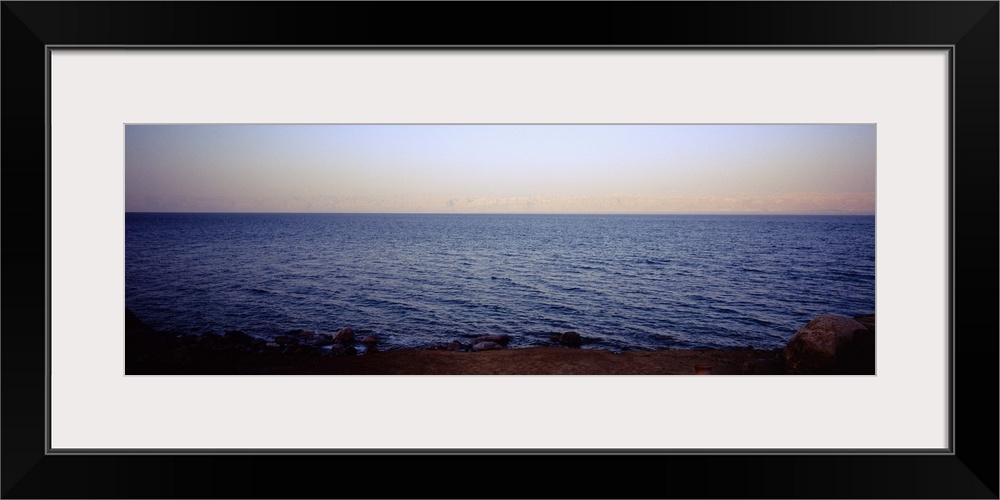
125 213 875 352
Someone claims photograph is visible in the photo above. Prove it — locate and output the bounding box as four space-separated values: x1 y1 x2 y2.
3 0 995 498
124 124 876 375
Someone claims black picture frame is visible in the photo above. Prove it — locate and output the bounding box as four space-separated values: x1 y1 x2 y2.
3 2 996 498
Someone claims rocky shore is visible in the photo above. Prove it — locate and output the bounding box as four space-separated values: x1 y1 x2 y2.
125 309 875 375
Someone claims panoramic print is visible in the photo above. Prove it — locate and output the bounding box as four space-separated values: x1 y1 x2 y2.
125 124 876 375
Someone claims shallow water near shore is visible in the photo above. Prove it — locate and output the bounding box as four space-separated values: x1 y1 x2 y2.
125 213 874 352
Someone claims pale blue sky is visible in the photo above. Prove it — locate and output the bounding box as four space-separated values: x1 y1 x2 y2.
124 124 876 214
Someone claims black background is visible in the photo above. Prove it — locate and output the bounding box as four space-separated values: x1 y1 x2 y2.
3 2 997 498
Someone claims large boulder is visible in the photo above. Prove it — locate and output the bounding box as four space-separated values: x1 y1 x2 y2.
853 314 876 331
847 328 876 374
845 314 876 374
784 315 865 374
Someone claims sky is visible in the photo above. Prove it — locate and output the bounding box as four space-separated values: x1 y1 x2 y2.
124 124 876 214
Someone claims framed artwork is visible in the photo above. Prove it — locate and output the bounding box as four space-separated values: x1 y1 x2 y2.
3 2 996 498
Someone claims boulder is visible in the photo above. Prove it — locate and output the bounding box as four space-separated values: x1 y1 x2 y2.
224 330 252 345
273 335 300 346
447 341 468 352
559 331 582 348
784 315 864 374
328 344 357 357
845 328 876 374
197 332 225 347
125 308 155 334
472 341 504 352
289 330 320 343
124 309 177 366
360 335 379 345
853 314 876 331
474 334 510 346
290 346 316 355
333 327 355 344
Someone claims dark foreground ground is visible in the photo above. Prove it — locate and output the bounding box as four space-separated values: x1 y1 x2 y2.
126 310 874 375
129 343 787 375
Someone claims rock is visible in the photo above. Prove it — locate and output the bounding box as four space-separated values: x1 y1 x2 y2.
125 308 155 334
286 329 320 340
784 315 864 374
472 341 504 351
328 344 357 357
290 330 320 343
224 330 252 345
846 328 876 374
197 333 225 347
273 335 300 346
428 341 468 351
333 327 355 344
124 309 178 365
853 314 876 331
363 344 379 355
360 335 379 345
311 335 331 347
559 331 582 348
474 334 510 346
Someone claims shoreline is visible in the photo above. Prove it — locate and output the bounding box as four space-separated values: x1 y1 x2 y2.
125 309 874 375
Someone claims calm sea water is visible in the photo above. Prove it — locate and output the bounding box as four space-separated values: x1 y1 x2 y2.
125 213 875 351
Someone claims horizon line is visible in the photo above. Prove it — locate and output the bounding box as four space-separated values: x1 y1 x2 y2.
124 211 876 216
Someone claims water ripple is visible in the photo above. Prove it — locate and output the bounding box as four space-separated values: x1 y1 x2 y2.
126 213 875 351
